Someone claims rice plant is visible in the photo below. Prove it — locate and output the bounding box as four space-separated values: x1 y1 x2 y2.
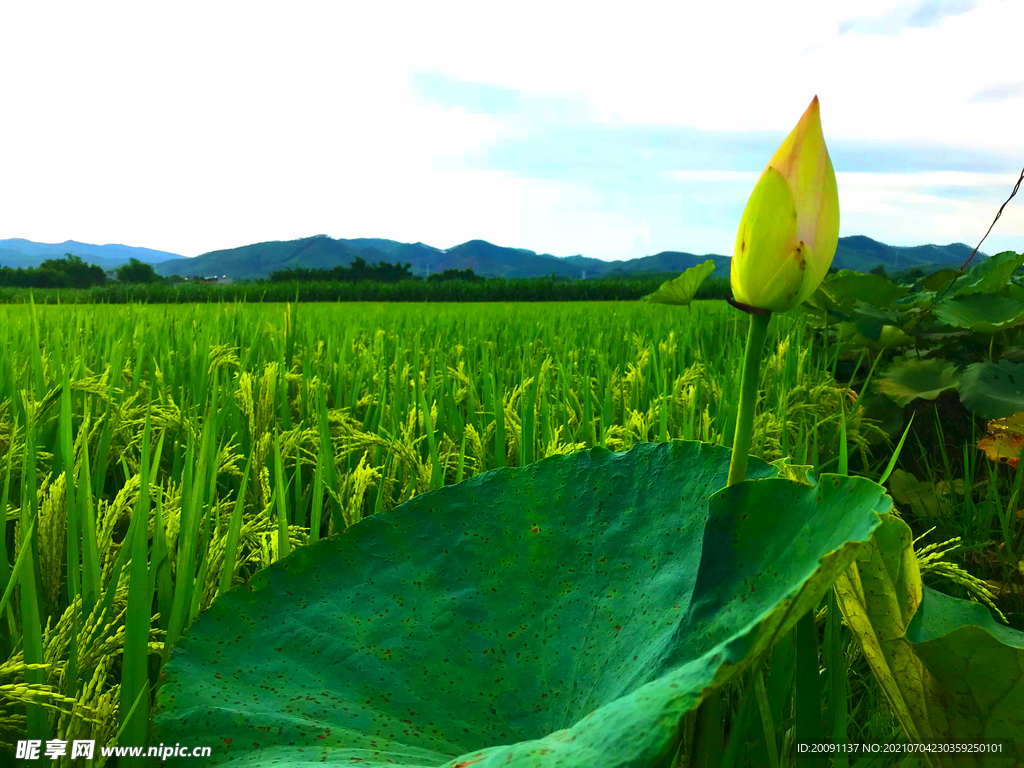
0 298 988 766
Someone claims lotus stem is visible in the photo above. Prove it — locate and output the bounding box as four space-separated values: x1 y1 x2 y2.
727 311 772 486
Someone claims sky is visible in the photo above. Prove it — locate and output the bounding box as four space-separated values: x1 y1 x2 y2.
1 0 1022 262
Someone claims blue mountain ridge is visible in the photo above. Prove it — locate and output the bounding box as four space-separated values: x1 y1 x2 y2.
0 234 988 281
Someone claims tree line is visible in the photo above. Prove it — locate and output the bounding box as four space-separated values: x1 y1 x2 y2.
0 254 162 288
268 257 485 284
0 252 869 298
0 253 495 289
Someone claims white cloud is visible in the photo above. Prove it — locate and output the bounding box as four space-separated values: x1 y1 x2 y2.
0 0 1021 260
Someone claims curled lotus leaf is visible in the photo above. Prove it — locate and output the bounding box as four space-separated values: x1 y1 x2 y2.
951 250 1024 298
834 515 1024 767
644 260 716 306
933 294 1024 334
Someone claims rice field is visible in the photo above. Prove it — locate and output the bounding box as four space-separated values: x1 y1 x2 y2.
0 299 890 765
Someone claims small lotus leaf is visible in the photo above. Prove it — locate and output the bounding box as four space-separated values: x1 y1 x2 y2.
644 260 716 306
874 357 960 407
959 359 1024 420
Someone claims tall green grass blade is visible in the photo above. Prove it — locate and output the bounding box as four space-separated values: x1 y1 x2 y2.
600 381 613 450
152 485 173 632
826 587 849 768
164 373 220 661
119 405 153 764
293 442 305 529
795 610 824 767
0 428 13 604
754 671 780 768
272 430 291 559
373 440 395 518
658 355 669 443
455 433 467 484
0 423 13 657
417 384 442 489
92 401 113 501
28 293 45 398
59 369 81 604
0 517 36 624
189 550 209 625
114 685 149 750
19 396 46 742
78 435 101 621
539 374 551 454
493 365 506 468
89 500 142 648
522 372 537 466
315 383 342 536
721 676 760 768
694 690 724 768
310 443 325 544
877 412 915 486
219 448 253 594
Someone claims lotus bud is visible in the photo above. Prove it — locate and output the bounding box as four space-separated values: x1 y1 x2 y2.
730 96 840 313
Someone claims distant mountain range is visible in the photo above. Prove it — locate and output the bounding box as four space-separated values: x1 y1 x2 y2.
0 238 183 271
0 234 989 281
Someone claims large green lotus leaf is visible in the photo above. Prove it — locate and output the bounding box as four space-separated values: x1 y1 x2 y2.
874 357 961 407
821 269 911 308
952 250 1024 297
1002 282 1024 304
959 359 1024 419
154 440 890 768
796 288 848 329
834 516 1024 768
921 269 958 293
933 294 1024 333
892 288 935 309
844 304 901 342
801 285 841 314
644 260 715 305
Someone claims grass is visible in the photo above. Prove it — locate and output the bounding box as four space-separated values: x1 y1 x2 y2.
0 298 1018 766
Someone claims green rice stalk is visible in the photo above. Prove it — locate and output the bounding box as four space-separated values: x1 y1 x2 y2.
119 404 152 762
272 430 291 560
315 383 342 535
754 670 780 768
693 685 724 768
794 609 824 766
78 432 101 623
152 485 173 633
164 372 220 662
59 369 80 607
309 444 325 544
219 448 254 592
